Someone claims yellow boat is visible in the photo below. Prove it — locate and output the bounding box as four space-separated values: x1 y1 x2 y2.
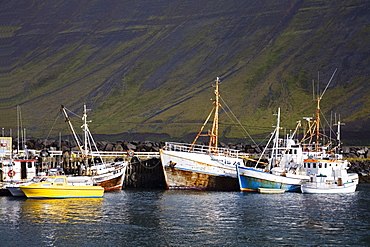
20 176 104 199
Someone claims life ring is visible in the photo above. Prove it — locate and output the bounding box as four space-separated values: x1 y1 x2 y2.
127 150 135 157
8 170 16 177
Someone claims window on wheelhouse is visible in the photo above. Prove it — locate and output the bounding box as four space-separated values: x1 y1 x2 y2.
54 178 65 183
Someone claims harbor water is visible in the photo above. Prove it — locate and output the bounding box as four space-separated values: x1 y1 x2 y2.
0 184 369 246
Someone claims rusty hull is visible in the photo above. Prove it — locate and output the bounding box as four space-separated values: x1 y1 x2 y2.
96 174 124 191
164 166 239 191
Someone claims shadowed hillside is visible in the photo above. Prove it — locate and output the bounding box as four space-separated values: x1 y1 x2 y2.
0 0 369 144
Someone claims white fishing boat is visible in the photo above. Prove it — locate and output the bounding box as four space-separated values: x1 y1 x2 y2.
300 158 358 193
238 69 358 193
0 155 39 196
6 176 47 197
160 78 244 191
61 105 128 191
298 70 358 193
0 134 52 196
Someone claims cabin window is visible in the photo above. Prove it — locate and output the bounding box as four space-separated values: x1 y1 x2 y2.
54 178 64 183
27 162 32 168
325 163 327 168
307 163 310 168
319 163 322 168
313 163 316 168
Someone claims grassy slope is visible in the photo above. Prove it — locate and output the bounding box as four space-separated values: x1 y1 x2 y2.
0 0 369 144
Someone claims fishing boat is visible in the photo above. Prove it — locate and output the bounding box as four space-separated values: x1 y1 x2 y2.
160 78 244 191
237 108 303 192
20 175 104 199
61 105 128 191
0 109 42 195
0 134 56 196
300 158 358 193
237 70 356 193
0 155 39 196
297 71 358 193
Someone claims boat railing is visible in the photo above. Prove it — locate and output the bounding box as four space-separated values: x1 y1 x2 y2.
164 142 240 158
238 152 269 160
89 151 160 159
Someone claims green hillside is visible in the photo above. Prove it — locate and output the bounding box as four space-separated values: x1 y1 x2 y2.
0 0 369 144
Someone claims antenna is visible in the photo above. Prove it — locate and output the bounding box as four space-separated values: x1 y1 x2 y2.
320 68 338 99
312 79 315 100
317 71 320 99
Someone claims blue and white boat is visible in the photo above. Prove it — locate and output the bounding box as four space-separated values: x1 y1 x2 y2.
237 108 304 192
237 166 302 192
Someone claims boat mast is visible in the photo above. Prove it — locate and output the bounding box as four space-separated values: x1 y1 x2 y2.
82 104 90 160
16 105 22 154
314 97 321 151
300 69 337 152
60 105 86 161
289 120 301 142
209 77 220 150
273 108 281 166
189 77 221 152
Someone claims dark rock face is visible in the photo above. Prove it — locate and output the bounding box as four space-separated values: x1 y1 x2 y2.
1 1 370 143
334 146 370 183
347 159 370 183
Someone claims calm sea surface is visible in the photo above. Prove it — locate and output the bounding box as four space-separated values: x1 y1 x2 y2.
0 184 369 247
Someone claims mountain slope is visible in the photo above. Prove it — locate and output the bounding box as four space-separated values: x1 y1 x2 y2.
0 0 369 144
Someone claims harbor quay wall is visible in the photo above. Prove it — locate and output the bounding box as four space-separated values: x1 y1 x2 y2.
344 146 370 183
15 139 370 183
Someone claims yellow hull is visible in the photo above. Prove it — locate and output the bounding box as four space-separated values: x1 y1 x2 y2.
20 186 104 199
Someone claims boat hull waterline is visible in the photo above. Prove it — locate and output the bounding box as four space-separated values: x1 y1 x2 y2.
20 186 104 199
160 149 241 191
301 181 357 194
92 164 127 191
237 166 301 192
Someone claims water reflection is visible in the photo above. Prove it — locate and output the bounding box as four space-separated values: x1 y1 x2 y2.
0 185 369 246
20 198 104 224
